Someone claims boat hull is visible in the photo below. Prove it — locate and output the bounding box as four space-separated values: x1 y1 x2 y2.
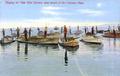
59 42 79 47
80 39 102 45
80 35 102 45
103 32 120 38
17 39 58 45
0 36 15 45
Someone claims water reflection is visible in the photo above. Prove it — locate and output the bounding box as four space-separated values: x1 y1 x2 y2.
113 38 116 48
64 50 68 66
24 43 28 61
41 45 59 54
106 38 120 51
87 44 103 51
45 46 48 54
65 46 79 53
17 42 29 61
108 38 111 47
1 36 120 76
41 45 58 49
17 42 20 56
24 43 28 55
59 45 79 55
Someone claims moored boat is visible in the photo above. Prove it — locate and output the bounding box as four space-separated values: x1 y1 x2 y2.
0 36 15 45
103 25 120 38
17 38 59 45
80 35 102 44
103 32 120 38
59 37 79 47
17 32 60 45
74 30 82 35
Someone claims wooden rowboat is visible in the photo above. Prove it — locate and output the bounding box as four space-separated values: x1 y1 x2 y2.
0 36 15 45
80 35 102 45
59 37 79 47
103 32 120 38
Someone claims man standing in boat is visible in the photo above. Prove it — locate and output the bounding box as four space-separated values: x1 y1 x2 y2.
64 25 67 42
108 26 111 32
96 26 98 33
2 29 5 43
16 27 20 39
2 28 5 38
44 26 48 38
10 28 13 36
91 26 94 35
84 26 87 34
69 26 72 35
118 25 120 31
61 27 63 34
77 26 79 32
29 28 31 38
37 27 40 36
24 28 28 41
113 28 116 38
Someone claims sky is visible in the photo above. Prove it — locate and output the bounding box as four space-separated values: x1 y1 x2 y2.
0 0 120 28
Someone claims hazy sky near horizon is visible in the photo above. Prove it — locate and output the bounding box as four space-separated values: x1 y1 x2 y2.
0 0 120 27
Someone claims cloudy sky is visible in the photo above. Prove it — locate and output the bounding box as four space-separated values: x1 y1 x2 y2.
0 0 120 28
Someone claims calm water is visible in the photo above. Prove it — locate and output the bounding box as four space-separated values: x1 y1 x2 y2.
0 27 120 76
0 36 120 76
